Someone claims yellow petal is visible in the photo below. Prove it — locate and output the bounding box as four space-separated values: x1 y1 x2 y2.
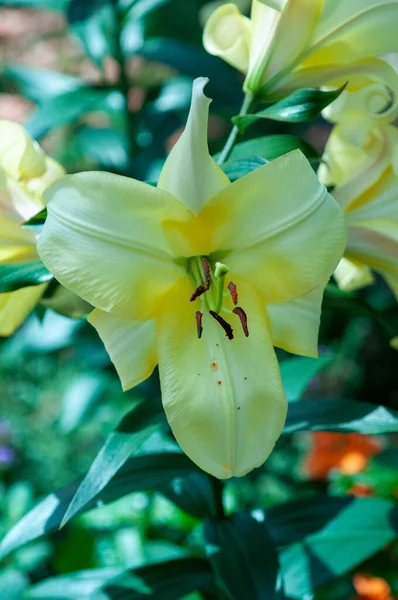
0 120 46 181
156 277 287 479
201 150 346 305
245 0 283 91
345 226 398 299
318 115 398 192
0 214 37 262
334 257 375 292
26 157 66 198
259 0 323 81
345 168 398 233
268 285 326 358
88 309 157 391
273 57 398 105
323 75 398 125
0 283 47 337
0 170 44 223
311 0 398 63
37 172 200 321
203 4 252 73
157 78 229 214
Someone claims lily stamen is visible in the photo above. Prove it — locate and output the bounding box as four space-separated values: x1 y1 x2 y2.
228 281 238 305
202 258 211 290
190 284 208 302
195 310 203 339
209 310 234 340
233 307 249 337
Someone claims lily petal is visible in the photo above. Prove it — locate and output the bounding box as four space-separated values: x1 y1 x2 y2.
201 150 346 305
273 57 398 103
0 120 46 181
0 216 37 262
0 283 47 337
156 277 287 479
203 4 252 73
88 309 157 391
0 171 44 223
27 157 66 198
268 285 325 358
38 172 199 321
345 167 398 233
157 78 229 214
262 0 323 81
310 0 398 63
318 112 393 190
346 226 398 299
245 0 283 91
334 256 375 293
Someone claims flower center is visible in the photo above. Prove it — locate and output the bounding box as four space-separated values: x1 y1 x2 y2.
187 256 249 341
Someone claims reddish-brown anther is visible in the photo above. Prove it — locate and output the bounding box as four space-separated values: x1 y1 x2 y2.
190 284 207 302
202 258 211 289
209 310 234 340
233 307 249 337
228 281 238 305
195 311 203 339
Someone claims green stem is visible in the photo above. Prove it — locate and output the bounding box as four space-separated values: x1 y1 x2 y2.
213 478 225 520
217 92 255 165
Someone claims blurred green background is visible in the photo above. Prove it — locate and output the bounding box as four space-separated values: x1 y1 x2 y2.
0 1 397 599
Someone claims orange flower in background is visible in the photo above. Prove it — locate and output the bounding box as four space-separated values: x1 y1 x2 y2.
353 574 396 600
348 483 374 497
305 432 382 480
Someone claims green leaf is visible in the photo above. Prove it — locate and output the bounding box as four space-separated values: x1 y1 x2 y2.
234 85 346 132
280 356 332 403
221 156 268 182
75 126 129 170
60 399 166 527
280 498 398 599
104 558 214 600
204 512 279 600
67 0 116 67
215 135 320 164
161 472 220 520
59 372 108 434
25 558 214 599
0 261 53 293
4 64 82 104
23 208 47 228
0 0 69 9
125 0 171 20
0 569 29 600
26 89 123 139
283 398 398 435
24 567 125 599
265 496 352 546
139 38 241 102
0 452 198 559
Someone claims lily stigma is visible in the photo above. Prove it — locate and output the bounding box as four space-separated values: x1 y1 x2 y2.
38 78 346 479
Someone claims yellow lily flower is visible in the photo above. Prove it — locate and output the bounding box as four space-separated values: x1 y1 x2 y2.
319 111 398 297
203 0 398 109
38 78 345 478
0 120 65 336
